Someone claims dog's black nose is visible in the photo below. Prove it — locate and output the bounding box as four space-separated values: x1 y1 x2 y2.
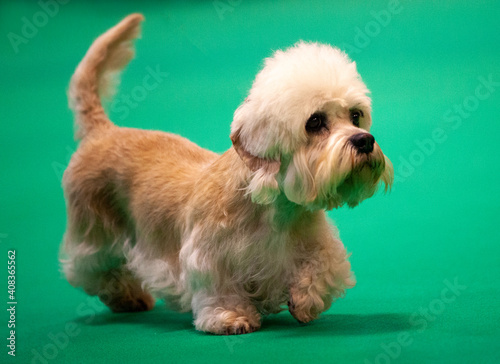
349 133 375 154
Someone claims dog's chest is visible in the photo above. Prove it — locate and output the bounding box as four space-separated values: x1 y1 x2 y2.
229 206 309 286
233 226 294 291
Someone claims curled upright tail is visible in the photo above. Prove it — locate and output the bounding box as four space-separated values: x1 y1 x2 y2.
69 14 144 140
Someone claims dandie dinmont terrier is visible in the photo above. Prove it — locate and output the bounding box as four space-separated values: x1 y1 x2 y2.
60 14 393 335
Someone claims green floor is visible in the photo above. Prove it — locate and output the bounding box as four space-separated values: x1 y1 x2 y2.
1 1 499 363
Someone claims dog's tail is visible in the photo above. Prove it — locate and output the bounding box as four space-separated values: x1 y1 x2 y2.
68 14 144 140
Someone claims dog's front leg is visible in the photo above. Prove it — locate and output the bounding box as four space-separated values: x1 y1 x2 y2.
182 231 261 335
192 291 261 335
288 235 355 323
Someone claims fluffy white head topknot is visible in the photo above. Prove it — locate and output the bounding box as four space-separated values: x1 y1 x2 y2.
230 42 392 208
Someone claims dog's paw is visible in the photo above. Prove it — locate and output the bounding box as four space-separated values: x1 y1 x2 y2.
288 288 328 324
221 316 259 335
97 270 156 313
196 306 261 335
105 291 156 313
288 298 319 324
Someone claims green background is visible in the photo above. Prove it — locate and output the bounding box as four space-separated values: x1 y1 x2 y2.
1 0 499 363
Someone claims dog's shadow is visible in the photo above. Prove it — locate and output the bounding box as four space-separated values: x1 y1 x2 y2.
74 306 193 333
262 312 415 336
75 305 414 336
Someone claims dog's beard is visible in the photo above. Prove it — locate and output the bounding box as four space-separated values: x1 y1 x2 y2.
283 132 393 210
332 152 386 208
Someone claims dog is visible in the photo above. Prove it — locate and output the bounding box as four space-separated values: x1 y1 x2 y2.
60 13 393 335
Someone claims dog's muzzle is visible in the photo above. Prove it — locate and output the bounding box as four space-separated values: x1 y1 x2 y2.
349 133 375 154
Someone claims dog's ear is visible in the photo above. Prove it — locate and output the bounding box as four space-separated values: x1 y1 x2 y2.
230 129 281 204
230 130 280 173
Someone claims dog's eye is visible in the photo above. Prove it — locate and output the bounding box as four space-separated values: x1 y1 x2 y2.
306 112 327 133
350 109 364 127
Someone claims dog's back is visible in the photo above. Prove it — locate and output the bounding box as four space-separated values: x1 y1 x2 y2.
63 127 216 247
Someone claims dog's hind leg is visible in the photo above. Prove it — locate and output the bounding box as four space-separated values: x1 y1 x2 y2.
60 177 155 313
94 266 156 313
61 231 155 313
61 229 156 313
